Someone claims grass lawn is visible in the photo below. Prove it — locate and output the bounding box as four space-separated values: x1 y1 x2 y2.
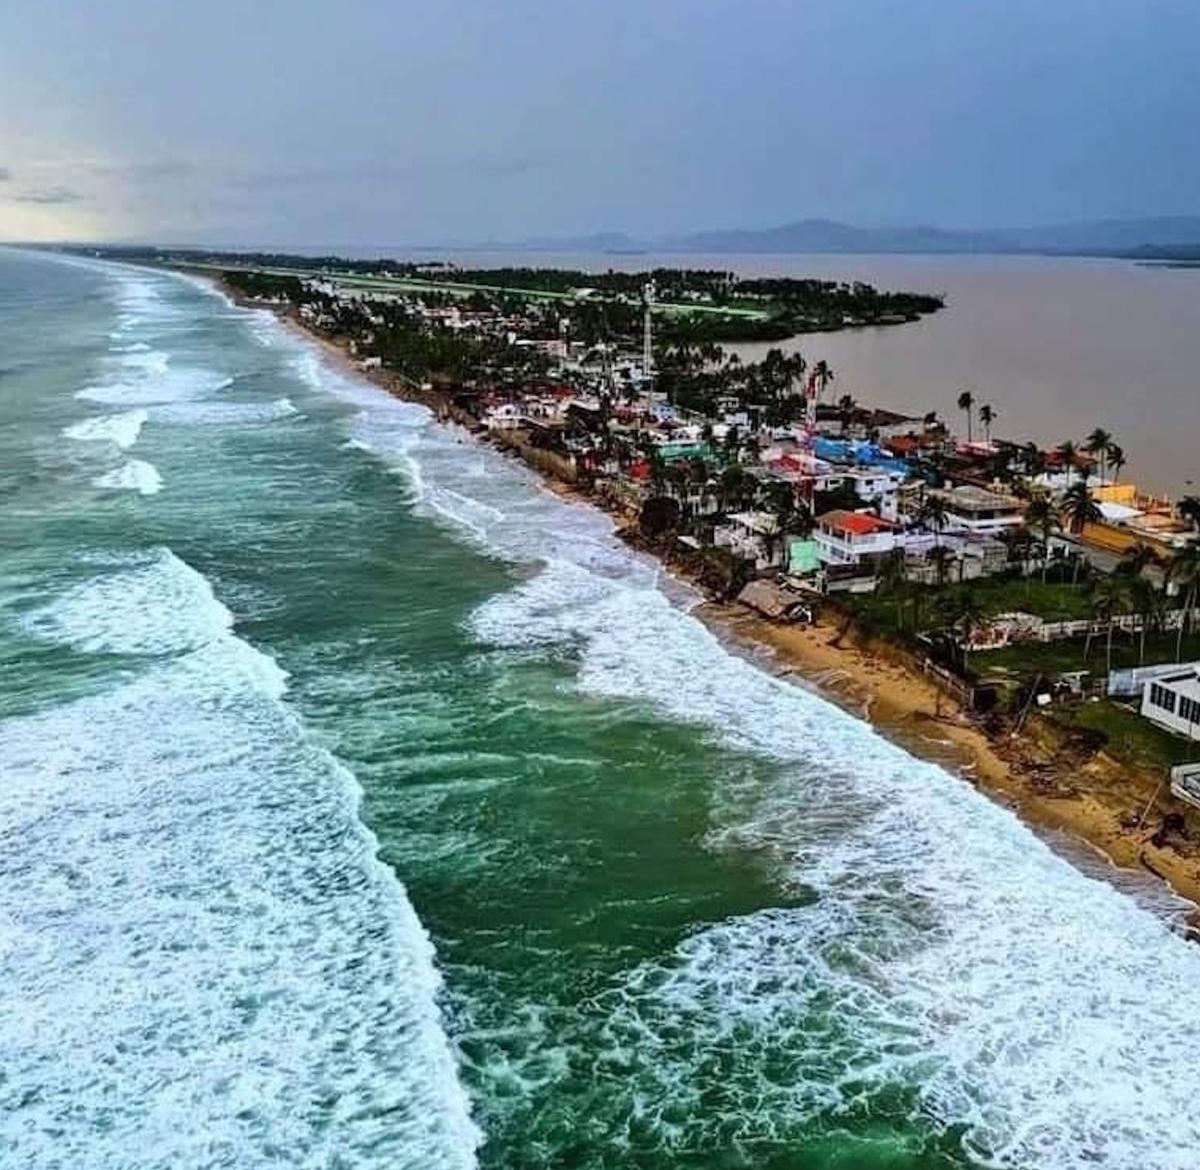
848 575 1097 639
1044 699 1199 772
974 631 1200 683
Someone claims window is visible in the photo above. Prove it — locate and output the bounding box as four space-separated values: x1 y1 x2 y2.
1150 683 1178 714
1181 696 1200 726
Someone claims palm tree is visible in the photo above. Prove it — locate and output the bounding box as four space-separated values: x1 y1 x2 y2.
1090 575 1129 673
813 359 833 398
1130 576 1164 665
1166 544 1200 660
919 495 950 548
1024 496 1056 579
876 547 909 629
1062 480 1101 535
1061 482 1101 585
1117 542 1160 579
1084 428 1113 482
1107 443 1126 483
1056 440 1079 487
956 389 975 443
1089 427 1113 482
836 393 856 431
928 544 954 588
1021 441 1046 480
978 403 996 445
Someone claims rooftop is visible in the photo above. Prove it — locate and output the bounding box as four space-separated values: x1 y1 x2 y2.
935 484 1023 513
726 511 781 535
817 509 894 536
1158 669 1200 701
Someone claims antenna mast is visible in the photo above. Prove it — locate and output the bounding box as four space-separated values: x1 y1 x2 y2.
642 279 656 391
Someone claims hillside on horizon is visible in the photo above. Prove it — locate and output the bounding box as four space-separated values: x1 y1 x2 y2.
471 215 1200 257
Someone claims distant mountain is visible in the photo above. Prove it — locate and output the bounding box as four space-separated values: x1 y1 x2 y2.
481 216 1200 257
665 219 1004 254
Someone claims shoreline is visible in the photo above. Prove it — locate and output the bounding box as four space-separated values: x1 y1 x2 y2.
206 269 1200 919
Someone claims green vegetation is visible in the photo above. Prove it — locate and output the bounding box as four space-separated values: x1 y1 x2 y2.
221 270 304 300
977 631 1200 681
1044 700 1197 771
848 574 1098 641
82 247 945 345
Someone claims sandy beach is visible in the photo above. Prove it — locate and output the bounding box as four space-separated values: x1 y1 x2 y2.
716 607 1200 914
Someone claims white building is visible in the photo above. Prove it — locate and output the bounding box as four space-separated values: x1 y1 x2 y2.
484 403 527 431
933 485 1024 536
844 467 906 522
1142 669 1200 741
813 509 900 567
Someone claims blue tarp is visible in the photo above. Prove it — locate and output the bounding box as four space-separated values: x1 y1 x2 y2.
812 437 910 476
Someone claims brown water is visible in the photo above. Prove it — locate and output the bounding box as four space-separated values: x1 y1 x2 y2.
439 250 1200 496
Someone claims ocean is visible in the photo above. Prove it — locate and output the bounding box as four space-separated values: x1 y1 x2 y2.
3 247 1200 1170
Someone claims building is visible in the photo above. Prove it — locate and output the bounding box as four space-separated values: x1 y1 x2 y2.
483 402 528 431
1141 668 1200 741
813 509 899 567
713 511 782 570
843 467 906 521
1109 661 1200 699
933 485 1024 536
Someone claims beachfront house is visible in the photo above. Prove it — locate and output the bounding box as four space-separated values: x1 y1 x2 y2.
1141 668 1200 742
714 511 783 570
812 509 899 568
932 485 1024 536
484 403 528 431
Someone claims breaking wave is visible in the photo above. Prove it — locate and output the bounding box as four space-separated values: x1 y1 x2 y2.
318 338 1200 1169
93 457 163 495
5 546 480 1168
78 368 234 406
63 408 148 450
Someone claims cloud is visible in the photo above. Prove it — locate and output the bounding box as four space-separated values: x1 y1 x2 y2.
0 167 11 182
12 185 85 205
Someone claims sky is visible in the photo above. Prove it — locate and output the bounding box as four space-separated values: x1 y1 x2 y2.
2 0 1199 247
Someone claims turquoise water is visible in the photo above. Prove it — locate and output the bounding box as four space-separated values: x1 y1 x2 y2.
3 250 1200 1170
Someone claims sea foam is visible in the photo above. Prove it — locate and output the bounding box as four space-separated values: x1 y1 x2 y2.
2 545 480 1168
63 408 148 450
78 368 233 406
321 344 1200 1170
93 458 163 496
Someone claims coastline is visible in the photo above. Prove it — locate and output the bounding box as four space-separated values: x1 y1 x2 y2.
204 269 1200 918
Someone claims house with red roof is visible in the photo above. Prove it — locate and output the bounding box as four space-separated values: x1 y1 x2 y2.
813 509 901 567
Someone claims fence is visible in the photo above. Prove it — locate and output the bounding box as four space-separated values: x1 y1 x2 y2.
1031 610 1196 642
